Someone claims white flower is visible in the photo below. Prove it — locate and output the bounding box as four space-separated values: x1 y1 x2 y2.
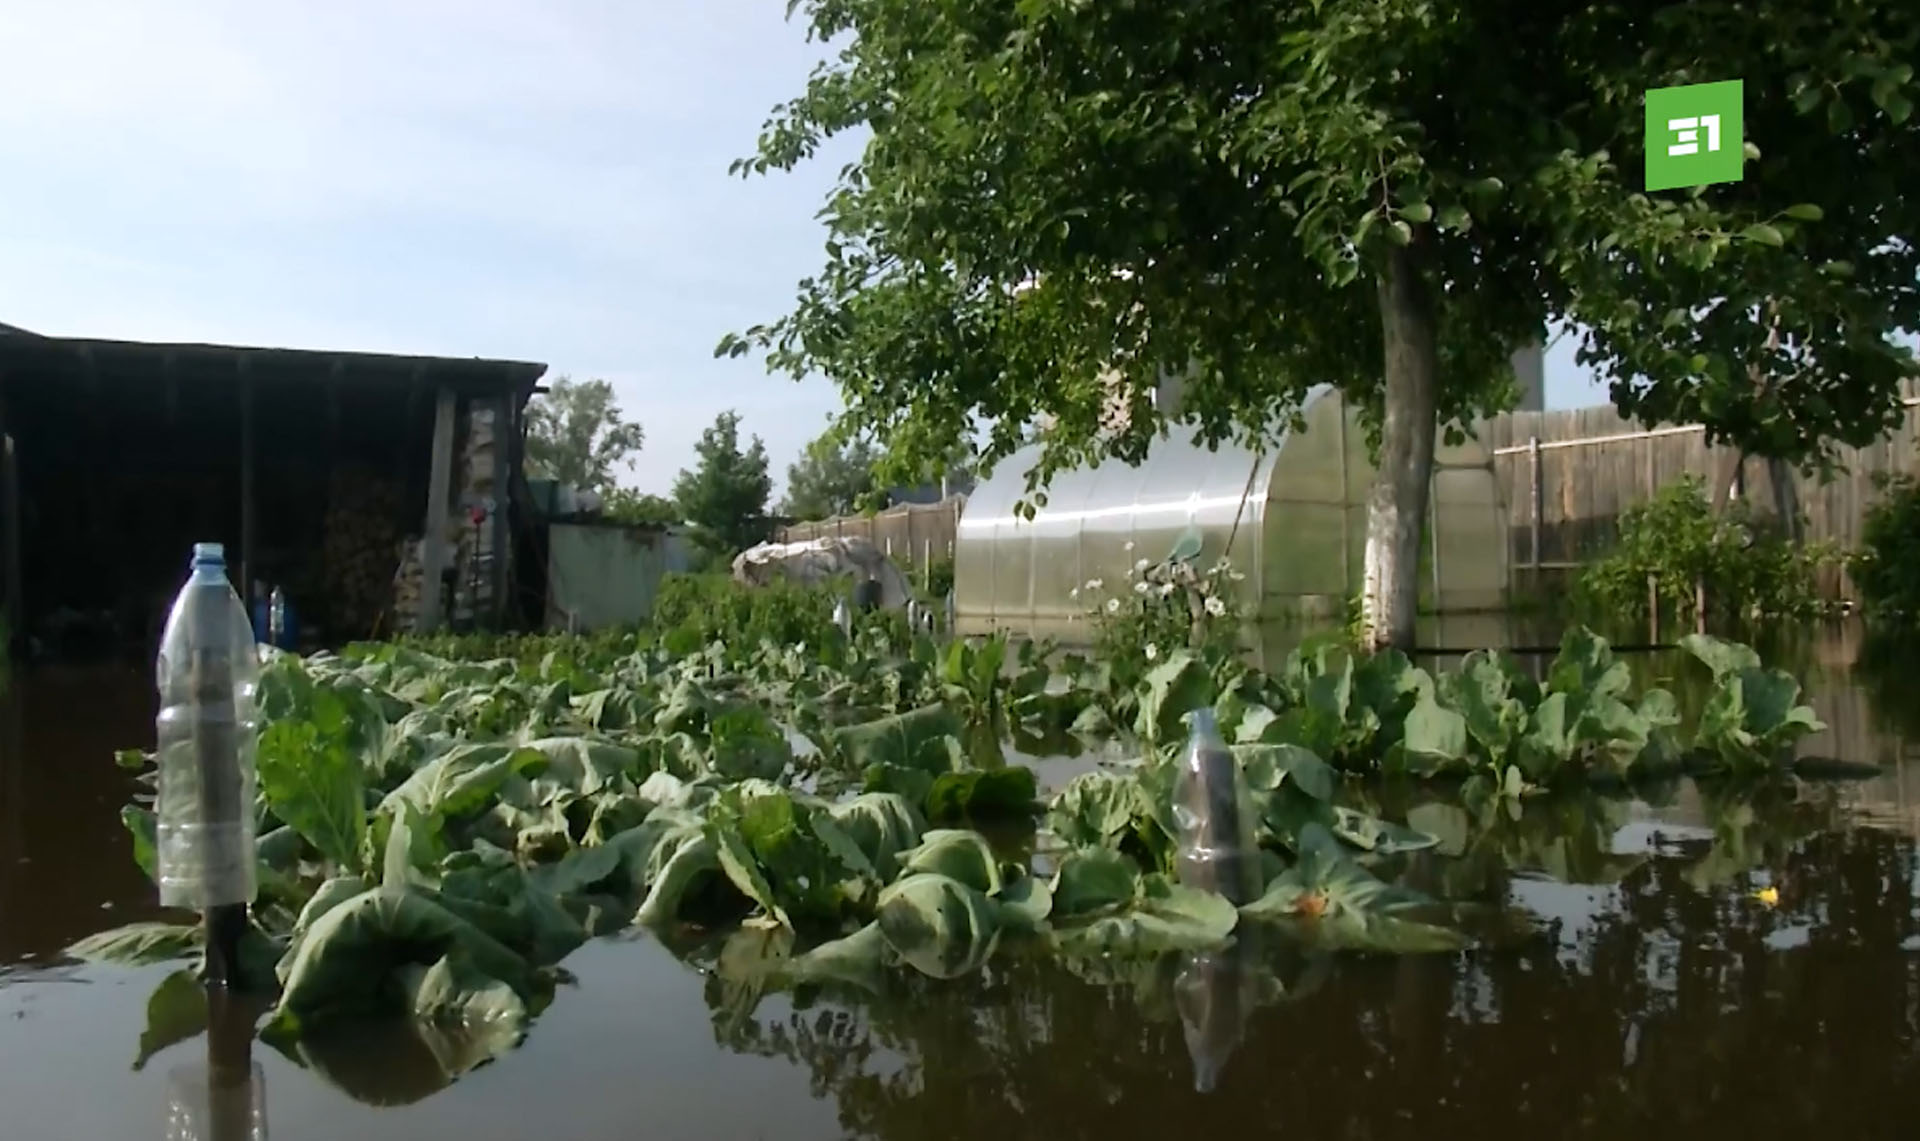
1123 541 1135 551
1133 580 1150 595
1135 558 1151 572
1160 583 1178 597
1204 596 1227 617
1145 643 1159 661
1229 570 1246 582
1085 578 1104 592
1069 587 1080 599
1106 598 1121 614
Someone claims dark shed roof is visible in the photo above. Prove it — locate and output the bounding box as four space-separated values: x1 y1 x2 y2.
0 327 548 398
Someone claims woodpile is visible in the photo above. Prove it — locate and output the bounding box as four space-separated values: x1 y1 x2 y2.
322 467 405 640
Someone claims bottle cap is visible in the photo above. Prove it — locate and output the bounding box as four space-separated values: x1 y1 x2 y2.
192 542 226 566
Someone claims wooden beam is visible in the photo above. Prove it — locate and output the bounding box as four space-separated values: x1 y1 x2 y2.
489 393 512 627
238 358 255 599
417 381 457 633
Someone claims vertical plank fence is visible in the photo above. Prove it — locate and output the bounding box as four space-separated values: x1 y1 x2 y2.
1480 381 1920 599
774 497 963 578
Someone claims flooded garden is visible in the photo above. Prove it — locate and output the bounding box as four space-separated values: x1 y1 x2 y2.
5 581 1920 1140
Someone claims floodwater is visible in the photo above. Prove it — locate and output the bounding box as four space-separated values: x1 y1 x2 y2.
6 627 1920 1139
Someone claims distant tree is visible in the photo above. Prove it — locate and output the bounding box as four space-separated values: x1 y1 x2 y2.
673 411 775 557
523 377 646 496
781 427 882 520
602 488 683 528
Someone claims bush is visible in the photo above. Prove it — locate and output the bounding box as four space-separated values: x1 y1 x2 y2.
1575 475 1836 628
1851 472 1920 624
913 556 955 603
1080 552 1246 688
649 572 841 655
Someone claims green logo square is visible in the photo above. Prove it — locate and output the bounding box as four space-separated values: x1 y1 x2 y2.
1645 80 1744 191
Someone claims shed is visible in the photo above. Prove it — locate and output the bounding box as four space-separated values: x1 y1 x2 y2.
0 327 547 659
953 386 1508 638
543 521 693 632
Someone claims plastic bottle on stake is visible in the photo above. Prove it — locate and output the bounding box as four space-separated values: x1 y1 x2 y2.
155 543 261 914
1171 707 1262 905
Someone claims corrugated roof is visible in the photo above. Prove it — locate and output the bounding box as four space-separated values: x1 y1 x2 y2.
0 330 547 394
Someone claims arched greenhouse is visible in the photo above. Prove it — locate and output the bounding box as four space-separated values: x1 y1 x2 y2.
953 386 1510 642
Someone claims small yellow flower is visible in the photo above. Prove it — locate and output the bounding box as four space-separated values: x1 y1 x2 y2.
1754 886 1780 907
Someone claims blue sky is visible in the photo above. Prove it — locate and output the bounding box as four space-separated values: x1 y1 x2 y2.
0 0 1608 496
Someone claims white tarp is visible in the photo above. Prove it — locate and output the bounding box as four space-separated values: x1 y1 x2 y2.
731 536 915 610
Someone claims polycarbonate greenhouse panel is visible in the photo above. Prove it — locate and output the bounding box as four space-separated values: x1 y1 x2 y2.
952 386 1511 638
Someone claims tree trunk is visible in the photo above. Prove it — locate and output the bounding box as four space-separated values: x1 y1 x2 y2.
1764 456 1803 542
1708 448 1747 514
1362 243 1440 652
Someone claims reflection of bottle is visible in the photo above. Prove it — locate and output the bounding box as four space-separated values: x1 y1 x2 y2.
1174 936 1261 1093
267 587 286 650
1171 708 1262 905
832 597 852 638
155 543 260 912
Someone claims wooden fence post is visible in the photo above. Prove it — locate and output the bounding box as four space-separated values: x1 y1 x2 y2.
1527 435 1542 573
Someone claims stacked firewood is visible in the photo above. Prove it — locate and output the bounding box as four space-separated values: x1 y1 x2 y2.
322 467 405 640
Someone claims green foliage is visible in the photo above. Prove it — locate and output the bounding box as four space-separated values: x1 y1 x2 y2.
75 613 1846 1083
600 488 681 528
1576 476 1838 626
1851 472 1920 624
1681 633 1828 773
672 411 775 560
649 573 843 657
1081 555 1248 712
781 425 882 521
726 0 1920 649
522 376 646 497
916 557 955 604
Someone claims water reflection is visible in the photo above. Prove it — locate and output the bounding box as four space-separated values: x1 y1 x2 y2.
691 817 1920 1140
162 987 267 1141
1173 931 1274 1092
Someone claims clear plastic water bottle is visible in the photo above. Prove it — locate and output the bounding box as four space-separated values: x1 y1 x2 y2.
1170 707 1262 904
267 585 287 649
154 543 261 910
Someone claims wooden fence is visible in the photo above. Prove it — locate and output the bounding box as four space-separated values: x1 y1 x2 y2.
1480 381 1920 596
773 496 963 568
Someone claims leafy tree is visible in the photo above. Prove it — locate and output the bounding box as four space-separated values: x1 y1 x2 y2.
601 488 683 529
673 411 775 557
781 426 882 520
723 0 1920 648
523 377 646 496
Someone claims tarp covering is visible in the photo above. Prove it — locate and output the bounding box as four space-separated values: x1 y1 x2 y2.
732 536 916 611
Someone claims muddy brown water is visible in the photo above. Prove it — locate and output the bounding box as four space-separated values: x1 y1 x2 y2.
6 627 1920 1139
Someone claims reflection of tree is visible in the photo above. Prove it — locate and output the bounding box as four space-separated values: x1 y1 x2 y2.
696 825 1920 1139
